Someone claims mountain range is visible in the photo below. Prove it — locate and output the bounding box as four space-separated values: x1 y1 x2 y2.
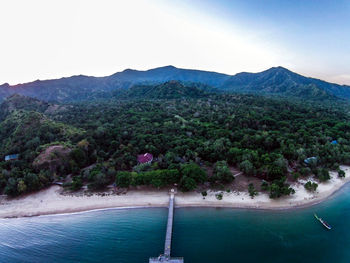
0 65 349 102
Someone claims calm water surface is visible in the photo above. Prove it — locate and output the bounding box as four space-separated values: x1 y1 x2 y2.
1 184 350 263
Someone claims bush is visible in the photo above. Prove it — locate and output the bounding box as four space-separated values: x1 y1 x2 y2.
17 180 27 194
4 178 18 196
268 177 295 199
211 161 234 184
215 192 223 200
331 163 340 170
261 180 269 191
181 163 207 184
24 173 41 191
338 169 345 178
292 172 301 180
239 160 255 176
316 168 330 182
300 167 311 176
70 175 83 191
70 147 87 168
132 163 151 173
304 181 318 192
115 171 132 188
88 173 109 190
248 183 258 198
179 176 197 192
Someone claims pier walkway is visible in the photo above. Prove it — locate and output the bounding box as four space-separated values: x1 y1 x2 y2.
149 190 184 263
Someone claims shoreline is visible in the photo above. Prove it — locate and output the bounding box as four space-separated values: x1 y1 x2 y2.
1 166 349 219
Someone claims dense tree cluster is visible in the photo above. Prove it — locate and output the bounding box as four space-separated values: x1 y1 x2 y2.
115 163 205 192
0 91 350 197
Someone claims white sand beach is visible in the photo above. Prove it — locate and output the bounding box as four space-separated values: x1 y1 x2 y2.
1 166 350 218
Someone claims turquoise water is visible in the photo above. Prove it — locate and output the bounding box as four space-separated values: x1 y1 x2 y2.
1 184 350 263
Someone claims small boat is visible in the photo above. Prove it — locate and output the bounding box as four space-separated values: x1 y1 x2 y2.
314 214 332 230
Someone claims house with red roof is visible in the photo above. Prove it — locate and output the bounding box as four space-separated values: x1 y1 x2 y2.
137 153 153 164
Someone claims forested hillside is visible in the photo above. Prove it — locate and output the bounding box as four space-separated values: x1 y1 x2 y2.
0 94 50 121
0 90 349 197
220 66 350 99
115 81 213 100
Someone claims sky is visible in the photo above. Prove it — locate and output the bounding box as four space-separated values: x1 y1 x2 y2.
0 0 349 85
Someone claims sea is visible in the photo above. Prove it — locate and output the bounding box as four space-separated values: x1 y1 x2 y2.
1 184 350 263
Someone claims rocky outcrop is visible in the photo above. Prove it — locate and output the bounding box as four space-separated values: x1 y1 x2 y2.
33 145 71 174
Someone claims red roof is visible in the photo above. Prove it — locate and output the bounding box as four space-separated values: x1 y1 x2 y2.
137 153 153 164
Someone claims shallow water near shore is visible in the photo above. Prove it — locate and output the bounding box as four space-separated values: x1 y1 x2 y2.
1 184 350 263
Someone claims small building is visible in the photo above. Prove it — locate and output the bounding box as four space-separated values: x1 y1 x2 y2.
137 153 153 164
304 156 317 165
331 140 338 145
5 154 19 161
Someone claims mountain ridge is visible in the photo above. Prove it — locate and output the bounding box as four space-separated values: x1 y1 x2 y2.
0 66 349 102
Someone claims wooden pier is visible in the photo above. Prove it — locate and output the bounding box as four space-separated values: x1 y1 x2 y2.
149 190 184 263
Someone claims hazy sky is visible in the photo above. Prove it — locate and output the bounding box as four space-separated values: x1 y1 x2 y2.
1 0 349 85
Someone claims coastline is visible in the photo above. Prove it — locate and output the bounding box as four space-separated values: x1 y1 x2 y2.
1 166 349 219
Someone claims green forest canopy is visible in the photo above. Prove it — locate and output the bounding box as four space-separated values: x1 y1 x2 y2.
0 87 349 197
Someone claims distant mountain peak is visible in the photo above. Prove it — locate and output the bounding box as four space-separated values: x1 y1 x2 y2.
220 65 346 100
272 66 288 70
122 68 138 73
159 65 177 69
265 66 292 73
121 65 177 73
147 65 179 72
0 83 10 88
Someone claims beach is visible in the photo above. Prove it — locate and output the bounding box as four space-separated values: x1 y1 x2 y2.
1 166 350 218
